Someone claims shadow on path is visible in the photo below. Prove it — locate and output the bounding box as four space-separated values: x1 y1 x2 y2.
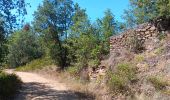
15 82 94 100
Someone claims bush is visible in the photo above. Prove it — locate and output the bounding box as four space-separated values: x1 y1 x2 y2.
107 71 128 93
67 66 80 76
107 62 137 93
0 72 22 100
148 76 169 90
116 63 137 81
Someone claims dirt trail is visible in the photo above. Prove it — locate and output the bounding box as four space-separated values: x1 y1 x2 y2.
5 69 93 100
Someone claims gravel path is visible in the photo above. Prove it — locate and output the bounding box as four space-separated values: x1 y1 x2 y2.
5 69 93 100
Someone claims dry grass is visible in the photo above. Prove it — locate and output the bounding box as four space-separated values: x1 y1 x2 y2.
154 47 164 55
134 54 145 63
148 76 169 90
35 68 97 99
16 57 53 71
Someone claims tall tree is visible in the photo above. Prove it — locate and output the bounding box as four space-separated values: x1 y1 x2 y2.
99 9 117 54
0 0 27 67
127 0 157 24
70 3 90 36
0 22 6 66
8 24 43 67
123 0 170 26
33 0 74 69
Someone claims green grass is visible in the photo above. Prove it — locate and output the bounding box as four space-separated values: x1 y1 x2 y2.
148 76 169 90
0 71 22 100
16 57 53 71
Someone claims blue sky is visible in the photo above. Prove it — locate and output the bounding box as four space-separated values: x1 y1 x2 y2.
25 0 129 23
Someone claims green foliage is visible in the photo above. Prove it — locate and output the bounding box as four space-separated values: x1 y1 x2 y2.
123 0 170 26
107 62 137 93
32 1 119 71
148 76 169 90
66 7 119 74
71 3 90 35
0 23 6 67
0 0 27 68
33 0 74 69
67 34 102 69
67 4 104 70
7 29 43 67
102 9 117 37
122 9 136 28
0 71 22 100
116 63 137 81
156 0 170 17
67 66 80 76
16 57 53 71
0 0 27 34
98 9 117 54
107 71 128 93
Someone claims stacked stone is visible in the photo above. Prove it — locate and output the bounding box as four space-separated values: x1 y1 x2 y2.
110 29 135 52
135 23 157 41
110 23 158 53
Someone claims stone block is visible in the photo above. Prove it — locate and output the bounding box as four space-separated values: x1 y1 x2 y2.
149 26 156 31
145 31 150 35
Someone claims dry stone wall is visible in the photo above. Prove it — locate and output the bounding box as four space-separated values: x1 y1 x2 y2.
110 23 158 53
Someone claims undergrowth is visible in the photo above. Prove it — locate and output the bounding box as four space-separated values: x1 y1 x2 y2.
66 66 80 76
134 54 145 63
148 76 169 90
16 57 53 71
0 71 22 100
107 62 137 93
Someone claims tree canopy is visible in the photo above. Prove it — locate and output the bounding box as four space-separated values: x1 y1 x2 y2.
123 0 170 27
33 0 75 69
0 0 27 67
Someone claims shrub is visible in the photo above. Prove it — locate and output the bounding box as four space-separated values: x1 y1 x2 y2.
16 57 53 71
116 63 137 81
107 71 128 93
134 54 145 63
67 66 80 76
0 72 22 100
107 62 137 93
148 76 169 90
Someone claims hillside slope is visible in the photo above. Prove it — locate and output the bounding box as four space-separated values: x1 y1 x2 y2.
88 21 170 99
108 24 170 99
